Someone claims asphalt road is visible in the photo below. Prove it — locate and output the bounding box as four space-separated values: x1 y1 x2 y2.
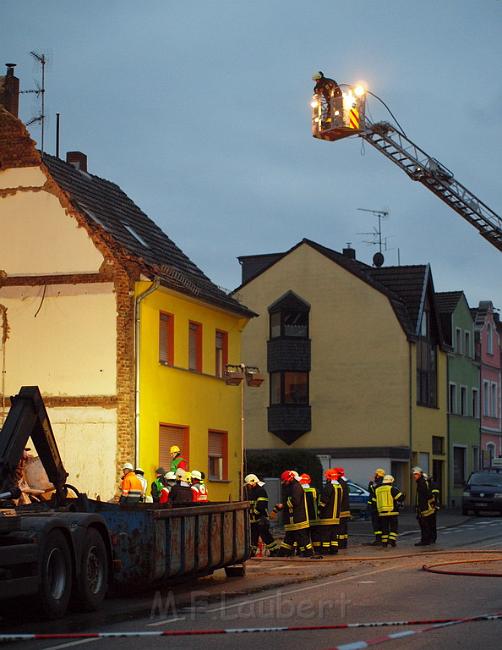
3 516 502 650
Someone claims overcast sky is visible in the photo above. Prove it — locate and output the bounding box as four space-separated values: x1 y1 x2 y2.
3 0 501 310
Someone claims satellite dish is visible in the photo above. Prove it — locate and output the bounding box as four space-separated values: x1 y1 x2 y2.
373 252 384 267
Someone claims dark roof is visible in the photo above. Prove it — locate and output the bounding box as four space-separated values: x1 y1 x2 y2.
435 291 463 314
42 153 254 318
235 239 436 339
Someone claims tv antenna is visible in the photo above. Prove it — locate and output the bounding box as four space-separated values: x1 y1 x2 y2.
357 207 390 267
21 51 47 153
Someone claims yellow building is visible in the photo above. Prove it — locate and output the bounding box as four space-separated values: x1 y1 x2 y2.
0 101 253 500
233 240 448 502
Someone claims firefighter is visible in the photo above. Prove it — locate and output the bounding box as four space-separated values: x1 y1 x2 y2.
312 71 343 127
169 446 188 473
316 468 342 555
191 470 209 502
159 471 176 504
274 470 314 557
299 473 319 551
168 468 195 505
424 472 440 543
373 475 404 547
335 467 351 549
367 468 385 545
151 467 167 503
413 467 436 546
119 463 143 504
135 467 148 500
244 473 279 556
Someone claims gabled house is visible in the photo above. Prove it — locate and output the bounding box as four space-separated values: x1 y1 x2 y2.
471 301 502 466
436 291 480 505
233 239 448 501
0 100 254 500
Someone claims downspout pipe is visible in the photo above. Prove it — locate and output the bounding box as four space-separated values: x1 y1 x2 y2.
134 277 161 467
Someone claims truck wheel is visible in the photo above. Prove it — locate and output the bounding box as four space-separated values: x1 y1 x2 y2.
73 528 108 611
224 564 246 577
38 530 72 619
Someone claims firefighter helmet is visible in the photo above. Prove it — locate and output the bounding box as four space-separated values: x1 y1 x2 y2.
325 468 339 481
299 473 311 485
280 470 296 483
135 467 144 474
191 470 202 481
383 475 394 484
334 467 345 477
122 462 134 471
175 468 186 481
164 471 176 481
412 466 423 474
375 468 386 477
170 445 181 454
312 71 324 81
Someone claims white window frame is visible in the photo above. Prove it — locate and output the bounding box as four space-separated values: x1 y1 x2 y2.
449 382 457 414
472 388 479 419
464 330 471 358
460 385 468 416
491 382 498 418
483 380 490 416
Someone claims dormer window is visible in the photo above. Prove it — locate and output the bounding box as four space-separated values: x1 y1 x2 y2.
269 291 310 339
124 224 149 248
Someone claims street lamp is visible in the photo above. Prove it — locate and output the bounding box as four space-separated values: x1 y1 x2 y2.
224 363 264 499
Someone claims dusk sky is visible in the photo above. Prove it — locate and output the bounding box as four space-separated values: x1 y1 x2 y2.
3 1 501 309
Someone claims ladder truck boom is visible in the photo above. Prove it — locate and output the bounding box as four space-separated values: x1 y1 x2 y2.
311 79 502 252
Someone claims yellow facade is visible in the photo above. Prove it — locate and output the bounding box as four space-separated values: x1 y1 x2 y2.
136 282 248 501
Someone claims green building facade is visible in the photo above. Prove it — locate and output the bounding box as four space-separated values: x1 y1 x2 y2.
437 292 480 507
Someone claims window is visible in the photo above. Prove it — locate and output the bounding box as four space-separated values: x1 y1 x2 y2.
455 328 462 354
159 424 189 470
483 380 490 416
487 443 496 468
473 446 479 472
270 371 309 405
449 383 457 414
491 382 498 418
460 386 467 416
432 436 444 455
208 430 228 480
453 446 466 487
268 291 309 339
487 323 493 354
159 312 174 365
416 301 437 408
215 330 228 378
472 388 479 419
464 331 471 357
189 321 202 372
123 224 149 248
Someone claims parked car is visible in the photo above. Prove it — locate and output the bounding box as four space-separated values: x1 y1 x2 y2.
347 480 370 516
462 470 502 515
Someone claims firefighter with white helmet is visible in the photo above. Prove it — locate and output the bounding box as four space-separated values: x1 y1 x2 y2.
134 467 147 500
372 475 404 547
191 470 208 502
243 474 279 556
159 471 177 504
412 467 436 546
119 462 143 504
312 70 343 128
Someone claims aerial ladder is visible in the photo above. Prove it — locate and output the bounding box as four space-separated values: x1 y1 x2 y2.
310 78 502 252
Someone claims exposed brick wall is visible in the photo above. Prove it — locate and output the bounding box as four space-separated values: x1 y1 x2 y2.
0 107 41 169
114 266 137 479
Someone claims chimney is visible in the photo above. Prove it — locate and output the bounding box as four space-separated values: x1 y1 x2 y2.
0 63 20 117
66 151 88 172
342 244 356 260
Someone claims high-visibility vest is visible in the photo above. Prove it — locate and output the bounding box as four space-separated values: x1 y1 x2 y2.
192 483 208 502
170 456 188 473
120 472 143 502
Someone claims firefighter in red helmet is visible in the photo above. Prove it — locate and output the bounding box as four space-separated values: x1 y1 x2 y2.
334 467 351 549
316 468 342 555
273 470 314 557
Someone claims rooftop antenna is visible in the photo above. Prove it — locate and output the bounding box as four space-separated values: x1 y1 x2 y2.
21 51 47 153
357 207 390 267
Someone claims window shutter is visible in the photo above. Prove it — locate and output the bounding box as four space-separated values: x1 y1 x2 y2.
159 425 187 469
208 431 223 457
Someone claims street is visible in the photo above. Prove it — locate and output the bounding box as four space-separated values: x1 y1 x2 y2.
2 514 502 649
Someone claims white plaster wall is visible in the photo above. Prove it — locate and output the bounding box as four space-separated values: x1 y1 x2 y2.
0 176 103 275
0 283 116 395
333 458 390 488
48 406 117 500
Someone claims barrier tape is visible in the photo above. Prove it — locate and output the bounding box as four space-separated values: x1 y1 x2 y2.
327 611 502 650
2 614 502 642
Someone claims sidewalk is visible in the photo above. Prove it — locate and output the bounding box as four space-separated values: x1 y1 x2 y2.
349 508 470 536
